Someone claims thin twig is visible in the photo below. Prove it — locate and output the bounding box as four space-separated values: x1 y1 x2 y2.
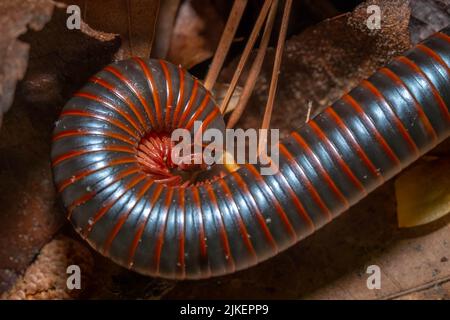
380 275 450 300
258 0 292 156
204 0 248 91
226 0 279 129
260 0 292 132
220 0 273 114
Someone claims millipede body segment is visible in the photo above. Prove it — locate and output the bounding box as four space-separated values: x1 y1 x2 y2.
52 28 450 279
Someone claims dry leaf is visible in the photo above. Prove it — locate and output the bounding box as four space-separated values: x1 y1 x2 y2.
211 82 243 114
61 0 160 59
167 0 225 68
396 157 450 228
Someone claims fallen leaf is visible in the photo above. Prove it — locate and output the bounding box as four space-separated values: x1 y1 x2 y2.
167 0 225 69
396 157 450 228
61 0 160 59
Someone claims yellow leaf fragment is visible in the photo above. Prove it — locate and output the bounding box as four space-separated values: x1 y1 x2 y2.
395 157 450 228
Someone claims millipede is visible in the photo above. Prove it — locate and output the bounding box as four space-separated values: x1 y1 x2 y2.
51 27 450 280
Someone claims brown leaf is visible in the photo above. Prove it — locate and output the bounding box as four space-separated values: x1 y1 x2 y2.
167 0 225 69
61 0 160 59
0 0 55 128
395 157 450 228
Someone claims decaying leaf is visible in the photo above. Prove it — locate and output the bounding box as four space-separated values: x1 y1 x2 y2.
395 157 450 228
211 83 243 114
0 0 55 129
61 0 160 59
167 0 225 69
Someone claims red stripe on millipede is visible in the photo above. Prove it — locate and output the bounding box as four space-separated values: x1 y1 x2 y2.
245 164 297 241
193 108 220 142
418 43 450 71
53 129 135 145
57 157 137 192
185 94 211 130
75 92 143 134
154 188 175 275
217 179 257 262
127 184 164 268
159 60 174 129
89 76 147 130
192 187 211 277
105 65 158 129
177 80 199 128
308 120 366 195
279 143 331 221
84 174 146 236
172 67 186 128
325 108 383 182
205 184 235 272
230 171 278 252
272 164 315 232
133 58 164 128
291 131 349 209
52 145 135 167
177 189 186 279
343 95 401 167
378 68 438 142
103 178 153 254
361 78 422 153
67 167 141 218
435 32 450 46
59 109 138 140
396 56 450 122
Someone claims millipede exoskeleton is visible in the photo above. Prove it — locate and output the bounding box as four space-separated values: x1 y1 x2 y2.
52 27 450 280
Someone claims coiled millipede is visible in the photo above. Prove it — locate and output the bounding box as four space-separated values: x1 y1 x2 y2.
51 27 450 279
